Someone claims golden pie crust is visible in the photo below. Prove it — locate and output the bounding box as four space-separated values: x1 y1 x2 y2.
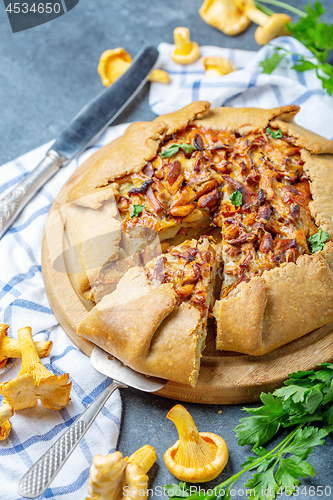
66 102 333 385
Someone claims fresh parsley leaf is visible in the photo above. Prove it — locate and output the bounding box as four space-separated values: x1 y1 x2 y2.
160 143 197 158
266 127 283 139
245 467 278 500
274 384 308 404
260 51 286 74
229 189 242 207
235 393 286 446
282 426 328 459
292 58 317 72
164 483 189 498
275 456 315 494
308 227 329 252
130 204 145 218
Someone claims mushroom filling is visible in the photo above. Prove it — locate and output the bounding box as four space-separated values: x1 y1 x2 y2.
145 237 217 320
112 125 317 298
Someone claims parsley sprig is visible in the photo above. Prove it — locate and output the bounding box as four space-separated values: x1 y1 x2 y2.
164 363 333 500
266 127 283 139
229 190 243 206
308 227 329 252
130 204 145 218
160 143 197 158
257 1 333 94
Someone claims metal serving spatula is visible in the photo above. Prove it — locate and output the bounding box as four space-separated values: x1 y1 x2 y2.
17 346 166 499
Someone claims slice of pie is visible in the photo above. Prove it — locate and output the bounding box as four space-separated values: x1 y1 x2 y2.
77 237 217 386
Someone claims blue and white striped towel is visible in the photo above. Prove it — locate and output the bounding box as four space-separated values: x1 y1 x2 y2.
0 125 129 500
150 38 333 139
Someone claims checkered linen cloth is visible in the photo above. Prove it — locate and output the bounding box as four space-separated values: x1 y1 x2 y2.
150 38 333 139
0 125 129 500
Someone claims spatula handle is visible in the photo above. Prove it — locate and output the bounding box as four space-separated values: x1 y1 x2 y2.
17 381 126 498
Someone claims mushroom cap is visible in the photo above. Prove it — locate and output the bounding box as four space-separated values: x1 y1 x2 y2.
164 431 229 482
199 0 251 36
255 13 292 45
149 69 170 84
0 372 71 411
98 48 132 86
202 56 237 76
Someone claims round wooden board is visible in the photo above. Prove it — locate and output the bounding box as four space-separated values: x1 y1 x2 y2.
41 152 333 405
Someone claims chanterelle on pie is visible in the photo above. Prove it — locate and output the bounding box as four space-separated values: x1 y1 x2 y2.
66 102 333 386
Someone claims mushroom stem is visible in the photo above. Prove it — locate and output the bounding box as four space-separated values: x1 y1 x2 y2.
18 327 53 383
174 27 194 56
126 445 157 474
0 324 52 367
237 0 269 24
0 402 13 440
167 405 216 468
236 0 291 45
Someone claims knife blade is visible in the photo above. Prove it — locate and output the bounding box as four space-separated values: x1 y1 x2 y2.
0 45 159 239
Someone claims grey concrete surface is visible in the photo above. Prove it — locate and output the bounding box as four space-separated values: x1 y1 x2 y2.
1 0 333 498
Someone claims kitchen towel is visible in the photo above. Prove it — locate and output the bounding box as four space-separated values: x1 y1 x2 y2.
149 37 333 140
0 124 129 500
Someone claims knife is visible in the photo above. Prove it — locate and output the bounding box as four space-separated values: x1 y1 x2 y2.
0 45 159 239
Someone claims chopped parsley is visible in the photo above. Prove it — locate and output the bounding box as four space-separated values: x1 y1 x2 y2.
266 127 283 139
308 227 329 252
130 204 145 218
229 189 243 206
160 143 197 158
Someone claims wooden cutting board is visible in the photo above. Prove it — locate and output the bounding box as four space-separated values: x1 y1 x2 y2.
41 155 333 405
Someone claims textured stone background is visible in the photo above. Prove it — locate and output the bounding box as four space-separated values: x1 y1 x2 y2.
1 1 333 497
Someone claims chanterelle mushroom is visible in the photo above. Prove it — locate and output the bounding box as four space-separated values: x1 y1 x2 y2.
235 0 291 45
171 27 201 65
201 56 237 76
0 402 13 441
164 404 228 482
0 327 71 411
0 323 53 368
87 445 156 500
199 0 250 36
98 48 170 87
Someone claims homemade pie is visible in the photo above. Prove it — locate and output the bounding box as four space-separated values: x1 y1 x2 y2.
66 102 333 386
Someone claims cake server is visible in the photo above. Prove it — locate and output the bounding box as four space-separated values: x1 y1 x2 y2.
0 45 159 239
18 346 166 499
